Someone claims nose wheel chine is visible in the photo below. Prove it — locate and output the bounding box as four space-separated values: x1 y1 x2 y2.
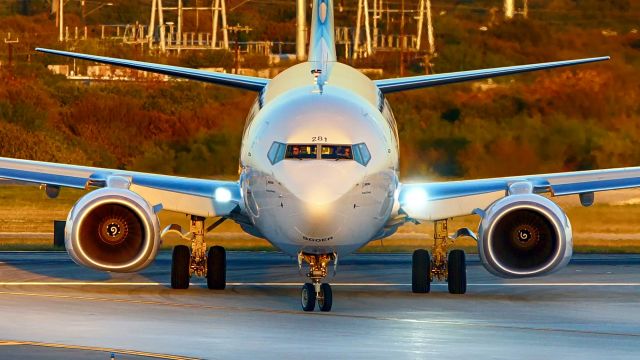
299 253 336 312
411 219 467 295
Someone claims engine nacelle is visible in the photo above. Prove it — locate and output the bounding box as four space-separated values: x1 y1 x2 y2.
65 188 161 272
478 194 572 278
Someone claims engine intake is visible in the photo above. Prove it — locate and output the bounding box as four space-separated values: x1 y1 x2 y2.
478 194 572 278
65 188 160 272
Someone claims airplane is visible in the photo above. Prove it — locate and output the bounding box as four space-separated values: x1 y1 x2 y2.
0 0 626 312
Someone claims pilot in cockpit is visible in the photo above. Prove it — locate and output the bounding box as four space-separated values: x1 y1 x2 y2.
337 146 352 159
343 147 352 159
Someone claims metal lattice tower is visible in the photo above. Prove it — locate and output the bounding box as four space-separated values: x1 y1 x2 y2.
148 0 229 52
504 0 528 19
296 0 307 60
353 0 435 59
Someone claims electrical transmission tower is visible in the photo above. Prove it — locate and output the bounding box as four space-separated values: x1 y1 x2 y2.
353 0 435 62
354 0 373 57
296 0 306 60
148 0 230 52
504 0 528 19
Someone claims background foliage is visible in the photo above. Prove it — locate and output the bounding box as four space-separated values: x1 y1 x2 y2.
0 0 638 179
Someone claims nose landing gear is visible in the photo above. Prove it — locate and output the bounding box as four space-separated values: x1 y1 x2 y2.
412 219 468 295
298 252 336 312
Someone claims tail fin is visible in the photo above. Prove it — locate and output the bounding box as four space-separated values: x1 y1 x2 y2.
308 0 336 64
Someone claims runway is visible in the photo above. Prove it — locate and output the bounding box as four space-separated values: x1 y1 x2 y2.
0 252 638 359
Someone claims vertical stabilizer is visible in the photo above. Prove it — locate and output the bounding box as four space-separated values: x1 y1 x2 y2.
308 0 337 64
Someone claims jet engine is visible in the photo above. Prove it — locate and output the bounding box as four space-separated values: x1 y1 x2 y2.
65 187 161 272
478 193 572 278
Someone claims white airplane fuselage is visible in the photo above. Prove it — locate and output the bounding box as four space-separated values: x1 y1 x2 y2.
239 62 400 256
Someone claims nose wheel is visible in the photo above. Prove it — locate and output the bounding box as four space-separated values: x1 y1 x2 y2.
301 283 316 311
298 253 336 311
301 282 333 312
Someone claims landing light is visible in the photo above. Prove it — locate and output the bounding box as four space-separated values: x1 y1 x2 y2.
215 187 232 203
404 187 428 211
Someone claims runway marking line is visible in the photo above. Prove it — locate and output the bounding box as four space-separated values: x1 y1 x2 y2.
0 340 199 360
0 281 639 286
0 290 639 340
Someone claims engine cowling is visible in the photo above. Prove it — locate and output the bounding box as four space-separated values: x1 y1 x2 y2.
478 193 572 278
65 188 161 272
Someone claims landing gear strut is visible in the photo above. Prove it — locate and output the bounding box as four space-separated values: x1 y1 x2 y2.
411 219 467 294
298 252 336 312
168 215 227 290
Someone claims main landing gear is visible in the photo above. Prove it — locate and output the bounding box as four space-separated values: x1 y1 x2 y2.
166 216 227 290
298 253 336 312
412 219 467 295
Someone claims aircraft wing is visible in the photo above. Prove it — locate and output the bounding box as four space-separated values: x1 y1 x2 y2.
0 157 241 218
36 48 269 92
398 167 640 221
375 57 609 93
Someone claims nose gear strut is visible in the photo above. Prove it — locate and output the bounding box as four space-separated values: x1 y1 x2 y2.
298 252 337 312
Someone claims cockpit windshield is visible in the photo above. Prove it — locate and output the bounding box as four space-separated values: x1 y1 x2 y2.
268 142 370 166
321 145 353 160
285 144 317 159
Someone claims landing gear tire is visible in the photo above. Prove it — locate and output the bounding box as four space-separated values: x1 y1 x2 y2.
171 245 191 289
207 246 226 290
412 249 431 293
318 283 333 312
447 250 467 294
301 283 316 312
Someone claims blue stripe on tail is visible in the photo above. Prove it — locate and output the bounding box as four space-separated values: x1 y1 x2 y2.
308 0 336 92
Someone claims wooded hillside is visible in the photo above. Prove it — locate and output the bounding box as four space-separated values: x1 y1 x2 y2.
0 0 638 179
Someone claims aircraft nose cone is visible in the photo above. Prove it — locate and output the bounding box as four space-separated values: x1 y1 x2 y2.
279 163 355 242
279 162 358 205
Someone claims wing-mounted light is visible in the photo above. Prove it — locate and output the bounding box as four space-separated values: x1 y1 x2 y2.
215 187 233 203
399 185 429 219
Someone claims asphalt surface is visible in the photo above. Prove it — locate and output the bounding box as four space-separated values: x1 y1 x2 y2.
0 251 638 359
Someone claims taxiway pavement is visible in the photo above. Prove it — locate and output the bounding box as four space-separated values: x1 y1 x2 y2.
0 251 638 359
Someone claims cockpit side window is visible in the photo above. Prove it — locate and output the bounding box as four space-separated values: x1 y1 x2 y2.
267 142 286 164
353 143 371 166
321 145 353 160
285 144 318 159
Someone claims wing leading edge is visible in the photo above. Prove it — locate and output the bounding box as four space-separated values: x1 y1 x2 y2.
399 167 640 221
36 48 269 92
375 56 610 93
0 157 240 218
